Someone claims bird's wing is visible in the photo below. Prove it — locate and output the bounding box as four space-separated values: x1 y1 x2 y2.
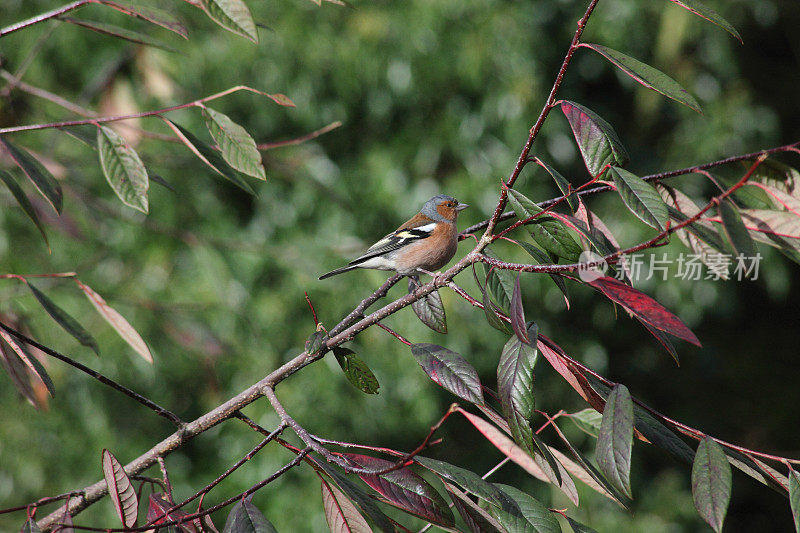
348 222 436 266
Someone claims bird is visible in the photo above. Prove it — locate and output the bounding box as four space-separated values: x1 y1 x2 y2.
319 194 469 280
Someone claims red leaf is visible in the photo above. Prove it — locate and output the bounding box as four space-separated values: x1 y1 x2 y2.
147 493 198 532
509 275 529 345
102 449 138 528
588 276 701 346
343 454 454 527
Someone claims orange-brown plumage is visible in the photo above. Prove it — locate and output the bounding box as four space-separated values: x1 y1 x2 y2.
319 194 469 280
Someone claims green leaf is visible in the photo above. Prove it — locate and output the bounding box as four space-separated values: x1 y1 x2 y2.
408 279 447 334
609 167 668 231
517 242 569 304
27 283 99 354
97 126 150 213
490 484 561 533
98 0 188 38
580 44 701 113
203 107 266 180
587 375 696 465
482 246 515 310
568 408 603 437
718 198 758 259
497 325 538 449
410 343 484 405
480 276 513 335
0 137 63 214
200 0 258 42
0 170 49 248
506 188 582 261
58 125 98 149
444 482 506 533
304 329 326 354
222 498 277 533
164 119 256 195
59 18 178 52
333 347 380 394
667 0 742 42
596 384 634 499
536 159 578 212
560 101 629 176
692 437 732 533
565 516 599 533
415 456 516 511
790 470 800 532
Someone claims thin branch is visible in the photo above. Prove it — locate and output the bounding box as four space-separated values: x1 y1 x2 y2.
0 321 184 426
461 140 800 237
0 1 92 37
256 121 342 150
142 424 287 529
484 0 601 236
0 85 289 135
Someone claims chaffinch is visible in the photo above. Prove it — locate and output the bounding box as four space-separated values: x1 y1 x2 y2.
319 194 469 280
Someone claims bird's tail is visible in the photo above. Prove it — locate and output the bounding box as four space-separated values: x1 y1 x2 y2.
319 264 359 280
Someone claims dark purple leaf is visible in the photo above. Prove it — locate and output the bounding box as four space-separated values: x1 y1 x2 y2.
588 276 701 346
408 279 447 334
27 282 100 354
638 318 679 365
580 44 701 112
490 484 561 533
667 0 742 42
560 101 629 176
304 329 326 354
147 493 197 532
415 456 516 511
497 325 538 453
102 449 138 528
0 137 62 214
0 170 49 248
790 470 800 532
596 384 634 499
344 454 454 527
691 437 732 533
410 343 484 405
718 198 758 259
535 159 578 212
444 482 504 533
509 276 529 344
222 498 277 533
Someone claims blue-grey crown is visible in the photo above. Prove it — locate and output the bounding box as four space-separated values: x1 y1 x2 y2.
420 194 457 221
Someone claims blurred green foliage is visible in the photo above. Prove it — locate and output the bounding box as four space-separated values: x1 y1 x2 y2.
0 0 799 530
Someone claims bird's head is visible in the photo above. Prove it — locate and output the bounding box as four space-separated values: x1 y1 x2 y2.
421 194 469 222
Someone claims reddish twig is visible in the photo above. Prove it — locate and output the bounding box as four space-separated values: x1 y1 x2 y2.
0 321 184 427
376 322 412 346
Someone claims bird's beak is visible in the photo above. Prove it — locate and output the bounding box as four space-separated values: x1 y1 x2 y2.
456 203 469 211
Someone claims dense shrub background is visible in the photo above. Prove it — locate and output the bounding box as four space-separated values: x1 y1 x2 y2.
1 0 798 530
